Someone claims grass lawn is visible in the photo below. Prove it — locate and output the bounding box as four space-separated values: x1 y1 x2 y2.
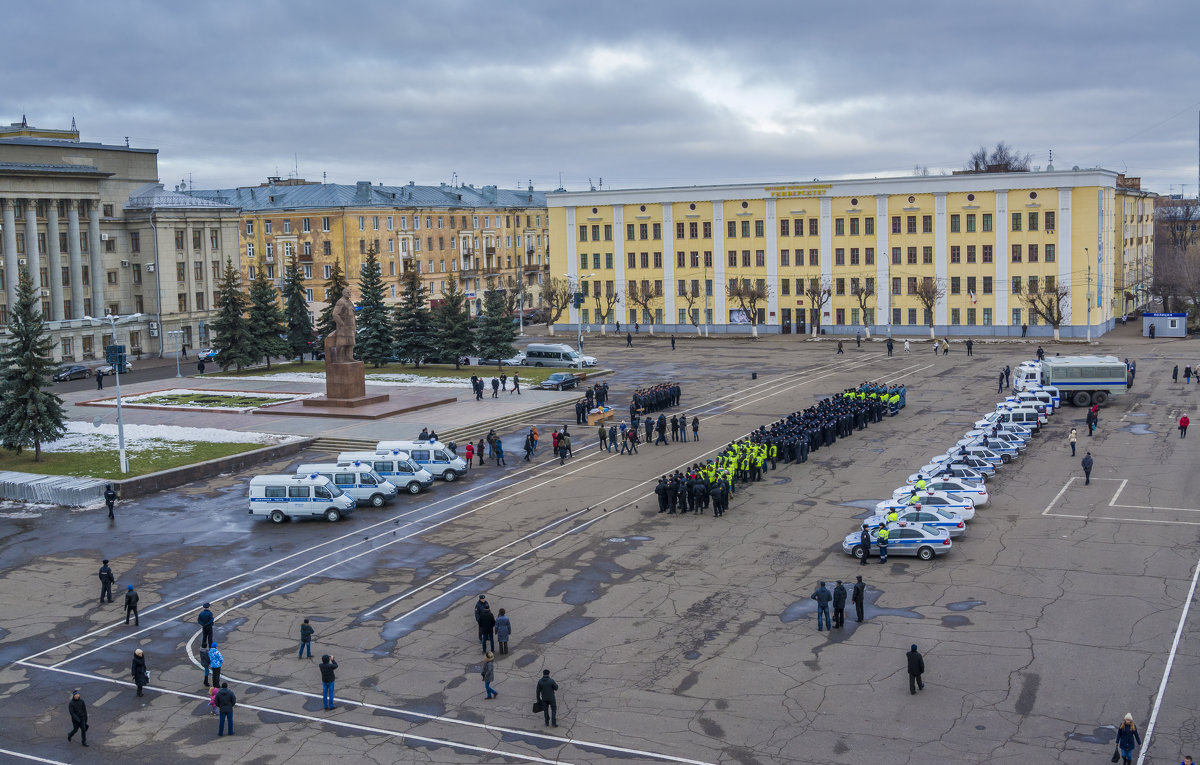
202 361 603 386
0 441 268 480
132 392 295 409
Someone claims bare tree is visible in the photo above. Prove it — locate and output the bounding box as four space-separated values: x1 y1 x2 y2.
1022 287 1070 341
913 277 946 339
542 276 572 336
1155 202 1200 314
626 280 659 334
852 281 876 340
727 280 772 338
803 278 832 336
590 285 622 335
964 142 1032 173
678 285 705 336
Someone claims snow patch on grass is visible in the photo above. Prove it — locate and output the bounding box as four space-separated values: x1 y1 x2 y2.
43 421 299 454
231 372 472 389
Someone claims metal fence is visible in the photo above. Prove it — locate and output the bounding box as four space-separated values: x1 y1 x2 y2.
0 471 107 507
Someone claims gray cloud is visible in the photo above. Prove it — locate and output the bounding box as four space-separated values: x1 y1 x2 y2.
2 0 1197 194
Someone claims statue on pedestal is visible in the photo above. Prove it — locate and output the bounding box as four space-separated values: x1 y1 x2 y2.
324 287 356 364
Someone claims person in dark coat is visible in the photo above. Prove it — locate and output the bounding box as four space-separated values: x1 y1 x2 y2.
478 604 497 654
215 683 236 736
67 690 89 746
197 603 215 649
124 585 139 626
852 575 866 622
95 368 104 389
810 581 832 631
832 580 847 628
1174 365 1180 383
132 648 148 696
475 594 489 625
104 483 117 519
858 524 871 565
536 669 559 726
98 559 115 604
907 644 925 694
299 618 314 658
495 608 512 654
1116 713 1141 764
1082 452 1094 485
481 651 497 699
319 654 338 709
626 332 633 347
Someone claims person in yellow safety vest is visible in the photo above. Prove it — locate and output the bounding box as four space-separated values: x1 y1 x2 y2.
915 476 927 492
907 492 920 505
877 524 890 563
739 453 751 481
754 451 765 480
768 443 778 470
886 509 899 524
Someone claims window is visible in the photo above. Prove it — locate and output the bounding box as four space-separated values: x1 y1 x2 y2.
675 221 685 239
604 224 612 241
687 222 697 239
579 252 587 270
703 221 711 238
967 308 977 325
835 248 845 266
106 269 118 285
850 248 859 265
1028 276 1039 294
128 231 140 253
195 291 205 310
741 220 750 238
605 253 613 269
950 276 961 294
982 213 992 232
677 251 685 267
1045 243 1055 262
951 308 960 325
781 279 790 295
893 307 902 325
892 216 901 234
836 308 845 324
727 250 737 267
835 278 845 296
966 245 976 263
907 215 917 234
1012 276 1022 294
1045 211 1055 231
966 276 976 295
809 249 819 266
922 215 932 233
704 251 712 267
850 218 860 236
982 308 992 325
175 230 185 250
303 264 313 280
1028 244 1038 262
323 264 332 279
1045 275 1056 292
742 250 751 267
892 247 901 265
178 293 188 312
891 277 901 295
907 247 917 264
1011 244 1021 262
982 276 993 294
652 223 661 239
780 219 790 236
591 225 600 241
754 220 764 237
809 218 818 236
653 252 662 267
966 213 976 233
1028 211 1038 231
950 245 960 263
1011 212 1022 232
865 218 874 235
689 251 699 267
982 245 993 263
908 308 918 326
726 220 737 238
950 214 960 233
907 277 918 294
175 262 186 282
639 223 648 240
835 218 845 236
865 248 875 265
579 225 588 241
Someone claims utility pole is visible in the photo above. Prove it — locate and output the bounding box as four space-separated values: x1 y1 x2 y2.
1085 251 1092 343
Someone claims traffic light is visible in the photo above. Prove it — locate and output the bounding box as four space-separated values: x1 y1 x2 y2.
572 291 585 308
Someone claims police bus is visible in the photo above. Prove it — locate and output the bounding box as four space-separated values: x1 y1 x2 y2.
1020 355 1128 407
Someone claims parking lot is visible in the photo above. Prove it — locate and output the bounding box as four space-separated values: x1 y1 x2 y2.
1 334 1199 764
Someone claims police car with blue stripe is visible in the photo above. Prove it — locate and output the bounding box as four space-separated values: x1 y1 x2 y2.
842 522 953 561
863 506 967 537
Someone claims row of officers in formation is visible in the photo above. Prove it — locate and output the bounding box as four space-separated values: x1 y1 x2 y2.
653 382 907 516
630 383 683 417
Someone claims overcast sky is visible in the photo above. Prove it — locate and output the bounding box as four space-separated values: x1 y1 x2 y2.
3 0 1199 195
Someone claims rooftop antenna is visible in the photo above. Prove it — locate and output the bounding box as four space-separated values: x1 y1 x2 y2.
124 136 130 147
599 177 603 190
292 153 299 179
322 171 327 184
71 115 77 131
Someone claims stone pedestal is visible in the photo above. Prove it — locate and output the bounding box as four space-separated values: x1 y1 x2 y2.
302 360 390 409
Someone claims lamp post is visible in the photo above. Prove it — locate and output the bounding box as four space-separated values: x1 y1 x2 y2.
84 312 143 474
564 271 594 353
166 329 184 377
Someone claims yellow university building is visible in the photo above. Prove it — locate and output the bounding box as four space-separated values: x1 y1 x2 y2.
547 169 1154 338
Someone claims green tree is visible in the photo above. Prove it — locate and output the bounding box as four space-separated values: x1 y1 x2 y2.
0 268 66 460
432 278 475 369
316 259 348 347
393 267 434 367
211 258 256 372
282 256 314 361
356 245 392 367
475 288 518 372
247 260 289 369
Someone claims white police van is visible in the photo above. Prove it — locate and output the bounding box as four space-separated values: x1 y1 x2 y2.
521 343 597 369
295 463 399 507
337 450 434 495
376 440 468 482
248 474 356 523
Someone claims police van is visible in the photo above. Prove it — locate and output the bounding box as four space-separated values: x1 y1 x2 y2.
1018 355 1128 406
521 343 597 369
295 463 399 507
375 440 468 482
337 450 434 495
248 474 356 523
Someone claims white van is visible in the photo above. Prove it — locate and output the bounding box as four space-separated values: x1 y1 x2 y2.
295 463 399 507
338 450 434 495
248 474 356 523
1013 361 1041 390
521 343 597 369
375 440 468 482
995 402 1048 426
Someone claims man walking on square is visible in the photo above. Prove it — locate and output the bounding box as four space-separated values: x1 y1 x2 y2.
852 575 866 622
124 585 139 626
536 669 559 727
906 644 925 694
98 559 115 604
1081 451 1094 485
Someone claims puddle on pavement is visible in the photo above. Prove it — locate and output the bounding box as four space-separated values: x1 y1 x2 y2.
838 499 882 511
781 588 922 625
941 614 971 628
605 536 653 543
947 599 985 611
1125 413 1148 417
1119 423 1155 435
532 614 593 643
684 650 700 659
1066 726 1116 745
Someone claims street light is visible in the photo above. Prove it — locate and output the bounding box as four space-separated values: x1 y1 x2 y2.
166 329 185 377
564 271 594 353
83 312 143 474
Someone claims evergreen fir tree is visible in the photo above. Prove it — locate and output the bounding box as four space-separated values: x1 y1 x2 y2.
432 277 475 369
316 260 348 347
247 260 290 369
475 287 518 372
356 245 392 367
282 256 314 362
210 258 256 372
392 267 434 368
0 269 66 460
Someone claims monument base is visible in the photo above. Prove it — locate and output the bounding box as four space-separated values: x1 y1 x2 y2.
325 360 368 399
302 393 390 408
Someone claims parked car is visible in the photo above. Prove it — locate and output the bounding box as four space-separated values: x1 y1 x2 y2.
53 364 91 381
95 360 133 375
478 352 526 367
841 522 953 561
537 372 579 391
197 349 219 362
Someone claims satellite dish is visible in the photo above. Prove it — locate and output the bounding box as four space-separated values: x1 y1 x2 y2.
92 416 103 428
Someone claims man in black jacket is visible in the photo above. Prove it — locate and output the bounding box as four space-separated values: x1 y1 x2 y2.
124 585 139 626
104 483 117 519
215 683 236 735
98 559 115 604
852 576 866 622
832 580 847 628
67 690 88 746
197 603 215 649
478 604 497 654
132 649 148 697
906 644 925 694
319 655 338 710
536 669 558 727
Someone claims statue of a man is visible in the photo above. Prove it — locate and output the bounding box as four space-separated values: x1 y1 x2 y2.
324 287 356 363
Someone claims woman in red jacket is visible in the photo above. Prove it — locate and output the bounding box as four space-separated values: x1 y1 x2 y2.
1180 414 1190 439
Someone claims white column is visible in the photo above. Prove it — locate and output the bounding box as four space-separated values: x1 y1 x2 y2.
88 201 103 313
662 205 675 324
934 193 948 326
565 208 577 326
713 201 726 325
613 207 626 322
45 200 64 321
819 197 832 332
67 200 84 318
994 191 1009 327
1057 188 1073 327
875 195 890 329
765 198 779 325
1 199 17 311
24 199 42 293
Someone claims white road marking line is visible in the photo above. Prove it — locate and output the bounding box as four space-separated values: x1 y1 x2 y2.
0 749 69 765
1137 550 1200 765
1109 479 1129 506
1041 478 1076 515
16 661 718 765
